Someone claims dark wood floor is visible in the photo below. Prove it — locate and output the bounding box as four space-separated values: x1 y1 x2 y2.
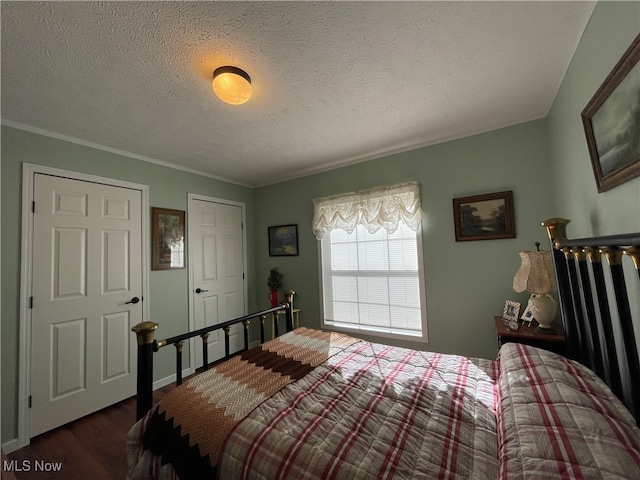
4 388 168 480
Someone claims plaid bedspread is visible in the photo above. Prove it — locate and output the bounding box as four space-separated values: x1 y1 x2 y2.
128 330 640 480
497 343 640 479
127 328 359 480
218 340 499 479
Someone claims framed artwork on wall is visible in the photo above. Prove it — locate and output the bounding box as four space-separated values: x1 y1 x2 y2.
582 34 640 193
151 207 185 270
453 191 516 241
268 224 299 256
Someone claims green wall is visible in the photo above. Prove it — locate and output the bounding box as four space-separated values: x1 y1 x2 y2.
254 119 555 361
1 126 257 443
547 1 640 236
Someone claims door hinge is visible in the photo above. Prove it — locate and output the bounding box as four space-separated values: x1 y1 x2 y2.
29 395 32 408
32 201 36 213
29 297 33 309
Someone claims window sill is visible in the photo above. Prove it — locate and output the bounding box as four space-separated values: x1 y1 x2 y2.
321 321 428 344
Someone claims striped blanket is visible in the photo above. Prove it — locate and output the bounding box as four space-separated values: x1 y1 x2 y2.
127 328 359 479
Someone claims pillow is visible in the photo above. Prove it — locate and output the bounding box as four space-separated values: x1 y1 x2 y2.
497 343 640 479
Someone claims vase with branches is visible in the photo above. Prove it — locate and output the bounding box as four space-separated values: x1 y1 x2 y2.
267 268 283 307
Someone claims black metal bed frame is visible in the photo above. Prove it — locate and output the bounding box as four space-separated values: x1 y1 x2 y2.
131 291 296 420
542 218 640 425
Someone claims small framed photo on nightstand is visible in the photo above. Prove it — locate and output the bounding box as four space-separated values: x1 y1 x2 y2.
503 300 521 322
520 303 534 327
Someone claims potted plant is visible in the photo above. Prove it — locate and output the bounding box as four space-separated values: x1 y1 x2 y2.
267 268 283 307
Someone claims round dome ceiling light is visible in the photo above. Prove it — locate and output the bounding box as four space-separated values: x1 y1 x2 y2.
212 66 252 105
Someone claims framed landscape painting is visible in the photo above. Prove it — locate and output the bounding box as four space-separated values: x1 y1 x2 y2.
268 224 299 256
453 191 516 242
582 34 640 193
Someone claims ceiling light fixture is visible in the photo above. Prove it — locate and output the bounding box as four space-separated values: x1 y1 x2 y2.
212 66 252 105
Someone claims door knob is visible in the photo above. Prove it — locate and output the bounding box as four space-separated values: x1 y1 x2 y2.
125 296 140 304
195 288 209 294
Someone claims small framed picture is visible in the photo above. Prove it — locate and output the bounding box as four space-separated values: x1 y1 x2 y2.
503 300 521 322
520 303 535 326
268 224 299 256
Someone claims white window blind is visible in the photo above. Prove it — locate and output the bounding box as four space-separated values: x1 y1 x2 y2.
314 183 427 341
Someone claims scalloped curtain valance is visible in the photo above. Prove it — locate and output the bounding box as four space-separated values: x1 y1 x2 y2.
312 182 423 239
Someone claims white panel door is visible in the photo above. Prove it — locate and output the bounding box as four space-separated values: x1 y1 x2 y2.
189 198 245 367
30 174 143 437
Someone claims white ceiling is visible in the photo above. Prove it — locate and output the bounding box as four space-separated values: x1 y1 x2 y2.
1 1 596 187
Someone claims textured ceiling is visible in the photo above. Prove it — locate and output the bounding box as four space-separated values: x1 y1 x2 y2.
1 1 596 187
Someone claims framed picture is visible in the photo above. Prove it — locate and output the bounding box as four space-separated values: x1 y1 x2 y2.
268 224 299 256
152 207 185 270
453 191 516 241
503 300 521 322
582 34 640 193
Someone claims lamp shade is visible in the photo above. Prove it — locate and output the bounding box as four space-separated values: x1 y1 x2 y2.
513 250 556 294
212 66 252 105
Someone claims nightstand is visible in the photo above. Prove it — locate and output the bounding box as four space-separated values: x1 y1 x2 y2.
494 316 566 355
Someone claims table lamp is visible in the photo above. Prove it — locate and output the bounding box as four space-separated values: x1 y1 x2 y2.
513 244 557 333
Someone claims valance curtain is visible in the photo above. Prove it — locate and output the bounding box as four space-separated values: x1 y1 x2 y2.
312 181 423 239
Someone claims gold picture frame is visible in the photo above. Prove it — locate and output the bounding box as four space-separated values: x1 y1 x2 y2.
582 34 640 193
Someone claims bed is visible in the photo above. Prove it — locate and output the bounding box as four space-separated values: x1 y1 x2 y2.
127 219 640 479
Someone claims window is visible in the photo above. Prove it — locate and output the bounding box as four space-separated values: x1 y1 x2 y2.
313 182 427 342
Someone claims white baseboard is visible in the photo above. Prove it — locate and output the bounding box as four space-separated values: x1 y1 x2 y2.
153 368 193 390
2 438 20 454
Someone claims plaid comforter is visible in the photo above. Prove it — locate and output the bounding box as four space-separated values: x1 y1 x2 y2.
218 340 499 479
127 330 640 480
497 343 640 479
